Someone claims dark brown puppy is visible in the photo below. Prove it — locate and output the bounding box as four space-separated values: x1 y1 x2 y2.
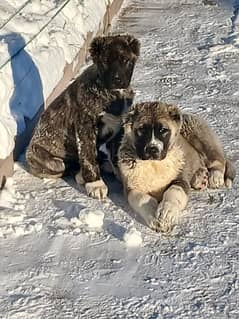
26 34 140 199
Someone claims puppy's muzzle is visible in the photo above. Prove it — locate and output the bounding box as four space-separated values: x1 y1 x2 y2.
144 142 163 160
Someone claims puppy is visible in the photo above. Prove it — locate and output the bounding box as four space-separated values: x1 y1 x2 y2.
117 102 235 233
26 34 140 199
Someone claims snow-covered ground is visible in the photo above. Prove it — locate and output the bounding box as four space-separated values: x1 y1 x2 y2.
1 0 239 318
0 0 113 159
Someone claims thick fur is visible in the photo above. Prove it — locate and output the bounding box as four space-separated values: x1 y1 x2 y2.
180 113 235 188
26 34 140 199
117 102 234 233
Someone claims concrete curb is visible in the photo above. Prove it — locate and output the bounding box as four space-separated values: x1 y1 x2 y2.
0 0 124 188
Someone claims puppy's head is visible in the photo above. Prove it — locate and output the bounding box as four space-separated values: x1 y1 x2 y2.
124 102 182 160
90 34 140 89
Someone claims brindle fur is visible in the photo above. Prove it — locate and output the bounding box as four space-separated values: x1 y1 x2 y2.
26 34 140 199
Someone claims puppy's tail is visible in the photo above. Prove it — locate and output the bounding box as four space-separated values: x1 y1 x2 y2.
224 159 236 188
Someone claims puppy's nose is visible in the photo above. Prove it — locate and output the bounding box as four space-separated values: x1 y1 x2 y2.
145 145 159 155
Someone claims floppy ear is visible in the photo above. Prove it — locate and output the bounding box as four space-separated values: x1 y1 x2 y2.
125 35 140 57
89 36 106 63
123 104 139 126
168 105 182 123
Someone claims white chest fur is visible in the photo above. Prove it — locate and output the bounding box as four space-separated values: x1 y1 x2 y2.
120 145 185 199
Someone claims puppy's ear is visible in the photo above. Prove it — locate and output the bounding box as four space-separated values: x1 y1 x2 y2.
125 35 140 57
123 104 139 126
90 36 106 63
168 105 182 123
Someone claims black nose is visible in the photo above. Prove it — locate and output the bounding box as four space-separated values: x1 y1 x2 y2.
145 145 159 155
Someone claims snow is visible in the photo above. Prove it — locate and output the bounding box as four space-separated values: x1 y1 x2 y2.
53 208 105 234
0 165 43 238
0 0 239 317
80 209 105 229
0 177 15 209
123 227 143 247
0 0 113 159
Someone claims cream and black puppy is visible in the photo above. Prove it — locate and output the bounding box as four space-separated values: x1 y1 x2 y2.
117 102 235 233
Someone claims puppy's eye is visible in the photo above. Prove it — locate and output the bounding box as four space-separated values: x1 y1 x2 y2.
127 60 133 68
160 127 169 135
123 58 133 68
136 126 145 136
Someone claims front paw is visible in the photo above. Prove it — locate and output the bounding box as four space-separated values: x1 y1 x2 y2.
208 169 224 189
154 203 179 233
85 179 108 200
149 218 162 233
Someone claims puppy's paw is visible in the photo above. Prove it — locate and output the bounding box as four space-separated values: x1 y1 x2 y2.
191 167 208 190
75 170 85 185
149 218 162 233
225 178 233 189
209 169 224 189
128 190 158 228
155 202 179 233
85 179 108 200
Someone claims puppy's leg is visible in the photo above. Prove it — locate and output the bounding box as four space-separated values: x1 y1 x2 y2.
191 167 209 190
128 189 158 228
209 159 236 189
105 129 123 180
26 144 65 178
224 159 236 188
75 169 85 185
75 121 108 199
155 180 189 233
181 114 226 188
208 164 225 189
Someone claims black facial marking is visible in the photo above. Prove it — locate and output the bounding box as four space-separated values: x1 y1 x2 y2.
154 123 171 147
136 124 152 139
135 122 172 160
135 124 153 160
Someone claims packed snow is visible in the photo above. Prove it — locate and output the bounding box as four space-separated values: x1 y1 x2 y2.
0 0 239 318
0 177 15 209
0 0 113 159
